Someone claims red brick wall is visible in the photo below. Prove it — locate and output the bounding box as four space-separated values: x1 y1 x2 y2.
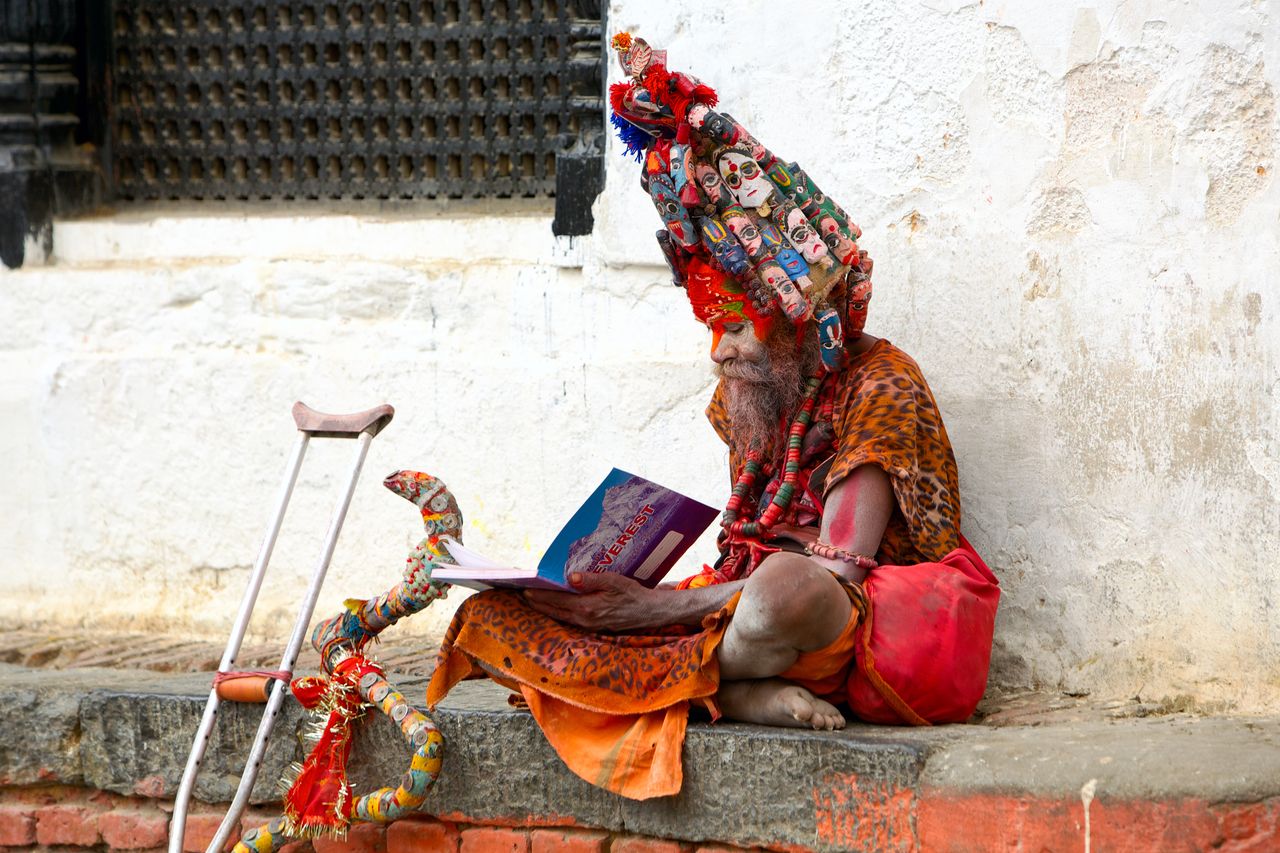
0 785 773 853
2 783 1278 853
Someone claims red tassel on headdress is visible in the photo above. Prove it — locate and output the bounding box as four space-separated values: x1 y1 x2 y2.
689 83 718 106
639 63 719 126
641 62 672 103
609 81 630 114
670 69 718 110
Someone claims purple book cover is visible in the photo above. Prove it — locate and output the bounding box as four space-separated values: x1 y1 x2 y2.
440 469 717 592
537 468 718 588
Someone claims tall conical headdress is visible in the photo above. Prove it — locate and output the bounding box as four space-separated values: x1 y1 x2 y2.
609 32 874 370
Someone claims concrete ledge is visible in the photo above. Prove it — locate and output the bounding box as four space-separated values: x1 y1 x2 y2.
47 206 590 268
2 663 1279 851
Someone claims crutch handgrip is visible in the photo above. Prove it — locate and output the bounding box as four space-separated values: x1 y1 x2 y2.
292 402 395 439
213 674 274 703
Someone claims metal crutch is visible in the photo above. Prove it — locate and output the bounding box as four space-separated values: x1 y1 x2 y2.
168 401 395 853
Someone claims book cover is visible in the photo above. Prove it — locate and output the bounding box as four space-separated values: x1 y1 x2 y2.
435 468 717 592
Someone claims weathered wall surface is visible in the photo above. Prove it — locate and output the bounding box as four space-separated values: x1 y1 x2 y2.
0 209 725 645
2 1 1277 710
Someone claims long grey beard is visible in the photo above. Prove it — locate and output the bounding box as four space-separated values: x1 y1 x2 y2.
718 330 817 458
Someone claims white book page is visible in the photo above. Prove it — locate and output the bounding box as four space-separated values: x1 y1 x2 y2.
434 537 535 579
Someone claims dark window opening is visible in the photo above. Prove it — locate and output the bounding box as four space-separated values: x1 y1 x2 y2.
100 0 605 206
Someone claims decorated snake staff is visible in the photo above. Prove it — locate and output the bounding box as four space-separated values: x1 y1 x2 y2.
426 33 1001 800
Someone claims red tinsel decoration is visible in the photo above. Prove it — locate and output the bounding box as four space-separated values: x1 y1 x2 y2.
281 656 385 838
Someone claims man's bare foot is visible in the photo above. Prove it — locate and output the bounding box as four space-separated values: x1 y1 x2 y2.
717 678 846 731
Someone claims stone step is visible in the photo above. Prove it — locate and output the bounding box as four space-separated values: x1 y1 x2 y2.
2 663 1278 852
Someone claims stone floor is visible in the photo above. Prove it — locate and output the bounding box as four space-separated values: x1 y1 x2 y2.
0 626 435 678
3 620 1280 851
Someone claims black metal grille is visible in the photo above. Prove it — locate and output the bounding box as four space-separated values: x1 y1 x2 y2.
108 0 604 202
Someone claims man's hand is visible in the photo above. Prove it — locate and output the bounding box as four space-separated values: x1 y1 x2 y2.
523 571 665 632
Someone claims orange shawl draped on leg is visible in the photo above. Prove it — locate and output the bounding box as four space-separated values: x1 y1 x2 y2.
425 589 736 799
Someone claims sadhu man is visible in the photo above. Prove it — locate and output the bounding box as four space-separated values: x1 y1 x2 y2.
426 34 999 799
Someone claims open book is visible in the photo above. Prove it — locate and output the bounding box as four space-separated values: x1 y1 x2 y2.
432 468 718 592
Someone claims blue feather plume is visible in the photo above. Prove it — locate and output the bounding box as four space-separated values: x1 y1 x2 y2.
610 114 651 161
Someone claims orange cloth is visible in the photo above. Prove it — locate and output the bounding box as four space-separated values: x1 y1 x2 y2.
426 589 735 800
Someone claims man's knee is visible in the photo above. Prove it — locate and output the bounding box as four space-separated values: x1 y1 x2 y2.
735 553 850 648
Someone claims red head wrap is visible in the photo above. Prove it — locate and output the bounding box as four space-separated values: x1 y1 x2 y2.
684 256 776 341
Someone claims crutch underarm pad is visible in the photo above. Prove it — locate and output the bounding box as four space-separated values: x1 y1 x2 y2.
292 402 395 439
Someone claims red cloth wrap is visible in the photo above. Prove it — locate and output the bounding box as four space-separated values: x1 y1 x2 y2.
283 656 384 835
848 537 1000 724
684 257 774 339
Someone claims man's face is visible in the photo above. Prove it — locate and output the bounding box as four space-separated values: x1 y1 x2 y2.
684 257 774 351
710 319 769 376
711 318 813 455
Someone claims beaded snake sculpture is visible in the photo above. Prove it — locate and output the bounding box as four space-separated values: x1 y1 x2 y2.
232 471 459 851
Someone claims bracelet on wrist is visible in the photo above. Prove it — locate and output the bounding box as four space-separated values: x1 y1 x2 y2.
805 540 879 570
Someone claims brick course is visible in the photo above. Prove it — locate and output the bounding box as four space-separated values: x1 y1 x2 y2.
916 792 1280 853
2 782 1279 853
35 803 102 846
180 813 226 853
0 807 37 846
313 823 388 853
387 817 461 853
98 809 169 849
458 826 529 853
529 828 608 853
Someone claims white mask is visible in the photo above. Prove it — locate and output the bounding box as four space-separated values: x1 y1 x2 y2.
716 149 774 210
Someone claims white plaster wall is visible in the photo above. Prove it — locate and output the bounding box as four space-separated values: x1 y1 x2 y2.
0 207 730 647
2 1 1277 711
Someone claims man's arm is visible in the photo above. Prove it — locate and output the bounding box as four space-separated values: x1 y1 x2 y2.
523 464 894 631
808 463 894 583
523 572 746 632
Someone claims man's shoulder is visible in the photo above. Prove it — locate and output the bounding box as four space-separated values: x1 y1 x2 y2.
838 338 930 391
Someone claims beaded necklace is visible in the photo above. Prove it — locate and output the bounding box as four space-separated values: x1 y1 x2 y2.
721 374 825 539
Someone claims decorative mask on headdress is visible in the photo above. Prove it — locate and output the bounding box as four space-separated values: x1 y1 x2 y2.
609 32 873 365
699 216 750 277
715 147 776 211
648 170 696 247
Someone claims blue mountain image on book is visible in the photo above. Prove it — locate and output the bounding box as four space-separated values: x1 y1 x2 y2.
564 475 693 584
434 468 717 590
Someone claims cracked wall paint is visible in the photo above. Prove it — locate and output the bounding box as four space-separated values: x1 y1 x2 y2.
1 0 1277 711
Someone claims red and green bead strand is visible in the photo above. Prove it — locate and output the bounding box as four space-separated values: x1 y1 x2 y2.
722 374 824 539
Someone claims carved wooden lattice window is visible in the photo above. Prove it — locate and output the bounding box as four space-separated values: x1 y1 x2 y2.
107 0 604 205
